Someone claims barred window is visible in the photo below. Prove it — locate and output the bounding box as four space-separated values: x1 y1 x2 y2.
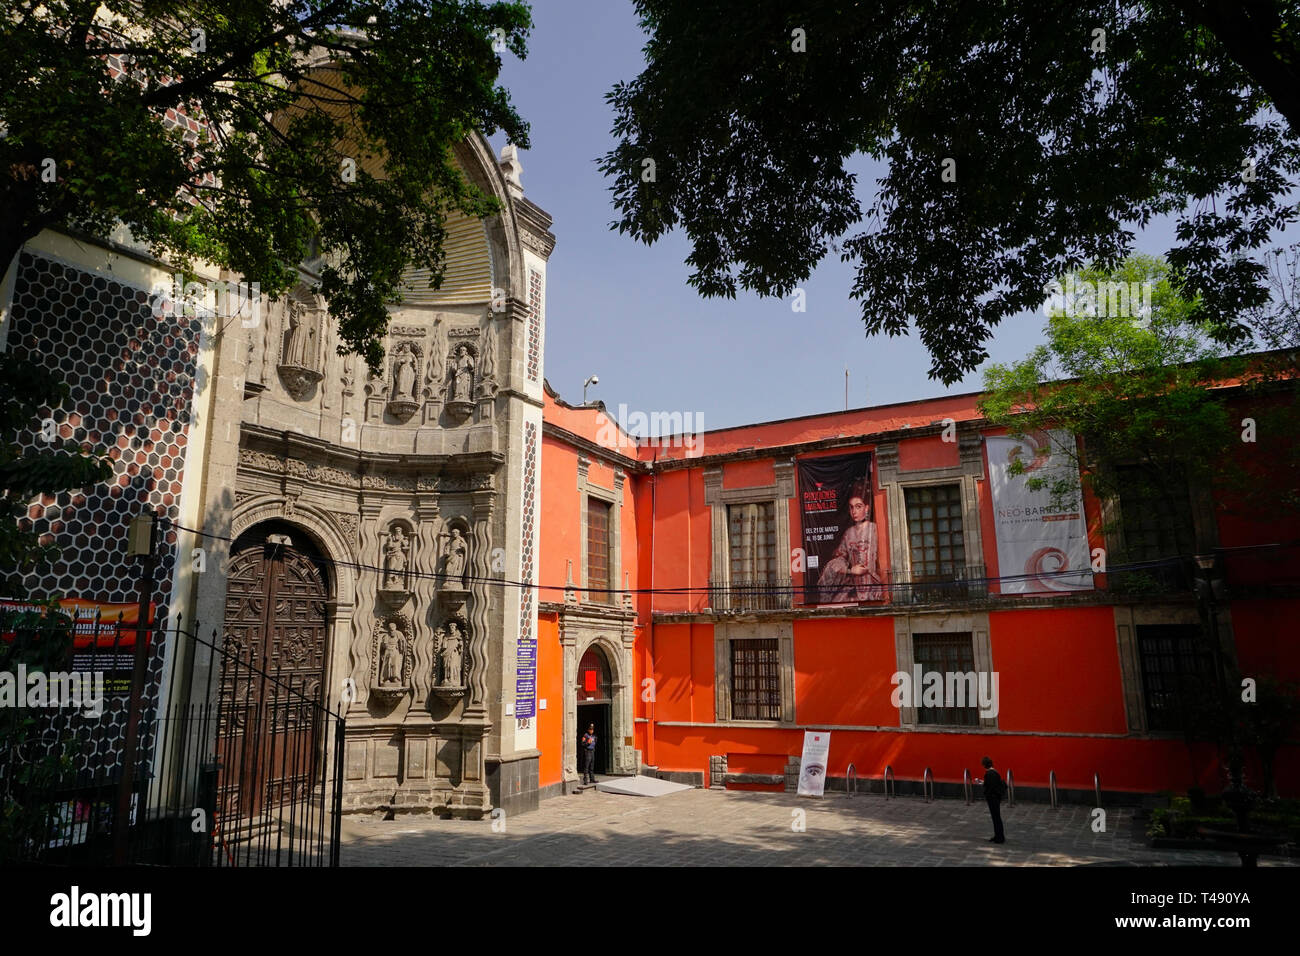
586 497 612 601
730 638 781 721
728 501 776 582
912 632 980 727
1137 624 1216 732
905 484 966 580
1117 466 1196 562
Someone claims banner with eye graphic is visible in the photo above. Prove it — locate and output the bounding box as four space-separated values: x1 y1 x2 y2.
797 730 831 798
986 430 1094 594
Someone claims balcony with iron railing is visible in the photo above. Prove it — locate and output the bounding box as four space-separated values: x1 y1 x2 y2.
706 565 991 613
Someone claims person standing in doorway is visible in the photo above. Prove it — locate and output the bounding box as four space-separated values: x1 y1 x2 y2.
581 723 597 785
975 755 1006 843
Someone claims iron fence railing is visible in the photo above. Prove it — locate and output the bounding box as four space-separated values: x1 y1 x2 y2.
0 609 344 866
708 576 794 612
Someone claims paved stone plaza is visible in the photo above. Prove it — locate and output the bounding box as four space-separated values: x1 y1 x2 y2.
340 786 1296 867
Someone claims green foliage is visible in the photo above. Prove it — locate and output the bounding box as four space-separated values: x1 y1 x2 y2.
0 351 114 599
0 605 78 862
1 1 532 370
602 2 1300 383
979 255 1244 514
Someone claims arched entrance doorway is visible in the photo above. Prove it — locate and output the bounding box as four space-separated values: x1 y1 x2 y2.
219 522 331 816
575 644 613 778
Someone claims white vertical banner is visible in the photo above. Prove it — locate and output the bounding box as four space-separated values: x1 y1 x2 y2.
987 429 1094 594
797 730 832 797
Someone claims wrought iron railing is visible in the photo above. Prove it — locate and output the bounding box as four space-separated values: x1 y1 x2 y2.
0 609 344 866
708 575 794 612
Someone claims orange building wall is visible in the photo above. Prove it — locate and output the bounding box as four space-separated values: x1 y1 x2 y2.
989 606 1127 734
794 617 898 726
536 612 564 788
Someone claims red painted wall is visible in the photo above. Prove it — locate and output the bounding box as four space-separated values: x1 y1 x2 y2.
537 612 563 787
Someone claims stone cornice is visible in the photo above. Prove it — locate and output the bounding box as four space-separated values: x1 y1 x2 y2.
515 197 556 260
540 420 642 472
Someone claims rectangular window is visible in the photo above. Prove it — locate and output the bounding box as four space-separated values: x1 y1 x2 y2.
1117 466 1196 562
911 632 980 726
728 502 776 582
905 484 966 579
1137 624 1216 732
586 497 611 602
730 638 781 720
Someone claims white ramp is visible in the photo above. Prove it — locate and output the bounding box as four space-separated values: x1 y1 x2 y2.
595 775 693 797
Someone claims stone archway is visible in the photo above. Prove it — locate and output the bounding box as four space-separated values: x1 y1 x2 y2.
562 617 638 785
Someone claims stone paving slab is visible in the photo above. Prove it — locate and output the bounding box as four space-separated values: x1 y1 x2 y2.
339 788 1297 867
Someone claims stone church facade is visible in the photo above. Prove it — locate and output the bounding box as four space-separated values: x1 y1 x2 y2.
190 136 555 818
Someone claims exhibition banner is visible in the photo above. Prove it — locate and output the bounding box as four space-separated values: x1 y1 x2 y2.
797 731 832 797
797 451 883 604
986 430 1093 593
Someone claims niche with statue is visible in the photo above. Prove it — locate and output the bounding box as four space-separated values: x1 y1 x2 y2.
370 612 414 707
378 521 414 606
437 519 471 612
432 615 468 699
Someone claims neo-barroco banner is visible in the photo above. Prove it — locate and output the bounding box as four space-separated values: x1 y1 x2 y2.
986 430 1093 594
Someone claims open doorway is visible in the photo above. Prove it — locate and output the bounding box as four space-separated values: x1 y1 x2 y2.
576 644 614 778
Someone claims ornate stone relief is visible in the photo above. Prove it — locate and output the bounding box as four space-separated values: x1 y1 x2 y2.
378 521 414 607
424 321 446 402
329 510 360 546
477 322 498 398
277 296 325 399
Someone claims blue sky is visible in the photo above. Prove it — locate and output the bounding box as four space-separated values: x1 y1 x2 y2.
487 2 1284 433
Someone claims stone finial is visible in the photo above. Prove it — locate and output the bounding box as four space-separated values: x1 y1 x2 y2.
499 143 523 199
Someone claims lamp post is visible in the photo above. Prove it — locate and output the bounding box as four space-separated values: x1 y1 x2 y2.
583 374 598 405
113 509 159 864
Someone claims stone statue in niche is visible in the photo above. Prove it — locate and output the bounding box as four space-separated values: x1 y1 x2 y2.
437 621 466 687
451 344 476 402
378 619 406 686
392 342 418 401
283 300 317 367
441 527 468 585
277 298 324 398
382 526 410 590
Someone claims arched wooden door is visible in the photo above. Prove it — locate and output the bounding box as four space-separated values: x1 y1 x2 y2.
218 523 330 819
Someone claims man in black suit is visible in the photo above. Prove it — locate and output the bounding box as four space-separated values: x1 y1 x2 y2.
976 755 1006 843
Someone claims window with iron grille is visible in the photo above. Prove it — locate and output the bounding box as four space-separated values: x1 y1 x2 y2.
731 638 781 720
1117 466 1196 562
728 501 776 582
905 484 966 580
586 497 612 602
1137 624 1216 732
912 632 980 726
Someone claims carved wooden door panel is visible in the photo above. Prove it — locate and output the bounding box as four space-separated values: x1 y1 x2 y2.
218 532 329 820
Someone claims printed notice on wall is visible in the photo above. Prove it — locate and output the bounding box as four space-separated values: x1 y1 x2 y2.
986 430 1093 594
797 731 832 798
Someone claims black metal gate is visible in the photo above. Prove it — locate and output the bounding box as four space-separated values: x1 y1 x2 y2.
0 610 344 866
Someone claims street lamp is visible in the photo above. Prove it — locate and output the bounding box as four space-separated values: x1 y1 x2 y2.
583 374 599 405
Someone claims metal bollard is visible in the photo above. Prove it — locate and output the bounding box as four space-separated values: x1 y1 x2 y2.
1006 769 1015 807
1049 770 1058 809
924 767 934 803
883 764 895 799
963 768 972 805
